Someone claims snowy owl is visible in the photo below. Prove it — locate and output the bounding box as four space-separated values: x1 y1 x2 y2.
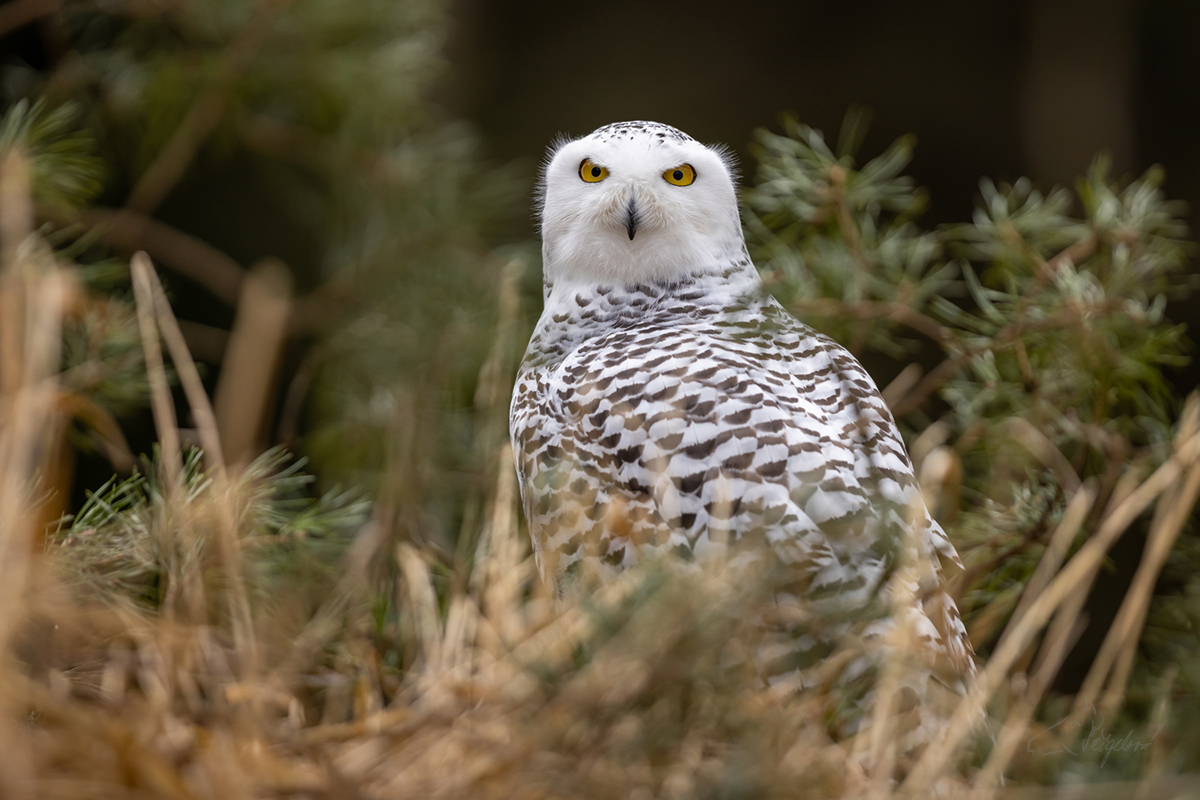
510 121 974 746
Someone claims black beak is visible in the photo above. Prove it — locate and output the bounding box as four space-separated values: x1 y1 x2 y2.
625 196 640 240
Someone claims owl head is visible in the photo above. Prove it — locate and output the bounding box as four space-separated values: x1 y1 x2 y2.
538 121 744 285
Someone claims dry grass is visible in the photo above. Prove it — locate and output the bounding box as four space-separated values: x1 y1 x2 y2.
3 149 1200 799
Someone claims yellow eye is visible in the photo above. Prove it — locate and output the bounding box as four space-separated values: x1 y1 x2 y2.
663 164 696 186
579 159 608 183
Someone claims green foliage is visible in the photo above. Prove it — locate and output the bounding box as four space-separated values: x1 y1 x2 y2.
746 113 956 358
944 163 1190 455
0 98 104 210
3 0 526 553
303 124 527 534
59 283 151 420
744 112 1200 779
53 447 370 609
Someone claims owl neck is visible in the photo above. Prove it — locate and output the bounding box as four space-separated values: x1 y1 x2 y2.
520 255 764 374
542 243 760 304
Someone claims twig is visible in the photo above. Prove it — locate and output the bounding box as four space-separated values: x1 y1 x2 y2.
41 205 246 306
55 388 134 473
1039 234 1099 285
130 255 180 488
133 252 225 472
827 164 869 297
175 319 230 364
236 111 396 183
891 295 1122 418
1004 417 1083 494
891 351 972 418
890 234 1100 418
212 258 291 469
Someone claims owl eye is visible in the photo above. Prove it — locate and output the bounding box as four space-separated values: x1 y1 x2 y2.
579 159 609 183
663 164 696 186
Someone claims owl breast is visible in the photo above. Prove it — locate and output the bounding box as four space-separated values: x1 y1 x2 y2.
511 284 926 603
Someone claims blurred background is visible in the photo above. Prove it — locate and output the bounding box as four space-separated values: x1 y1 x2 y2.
454 0 1193 224
1 1 1199 793
3 0 1198 493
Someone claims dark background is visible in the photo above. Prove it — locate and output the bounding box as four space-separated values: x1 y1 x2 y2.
441 0 1200 391
5 0 1198 366
446 0 1174 222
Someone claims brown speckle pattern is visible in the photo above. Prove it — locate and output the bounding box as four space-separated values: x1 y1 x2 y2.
513 121 976 751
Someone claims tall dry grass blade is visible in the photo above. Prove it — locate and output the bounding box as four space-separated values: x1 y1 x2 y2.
0 150 32 269
136 252 259 674
1021 495 1097 692
0 148 63 800
858 493 928 784
0 150 32 399
210 492 260 679
501 562 646 697
0 285 20 401
473 258 523 419
0 172 63 629
1070 399 1200 726
474 442 528 647
397 543 444 673
902 426 1200 795
439 595 479 689
135 252 225 471
1000 484 1095 656
968 610 1088 798
1099 474 1200 717
460 257 524 573
130 253 180 488
919 445 963 524
55 205 247 305
212 258 291 470
273 521 381 684
1027 555 1090 683
1141 663 1179 782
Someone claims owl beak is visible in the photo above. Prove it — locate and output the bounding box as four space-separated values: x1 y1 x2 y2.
624 196 640 240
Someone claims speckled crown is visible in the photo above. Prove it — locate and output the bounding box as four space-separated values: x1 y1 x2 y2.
588 121 695 145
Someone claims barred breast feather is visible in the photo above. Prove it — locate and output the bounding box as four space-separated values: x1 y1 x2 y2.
511 257 974 687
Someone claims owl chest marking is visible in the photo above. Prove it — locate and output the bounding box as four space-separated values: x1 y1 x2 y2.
512 274 895 582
